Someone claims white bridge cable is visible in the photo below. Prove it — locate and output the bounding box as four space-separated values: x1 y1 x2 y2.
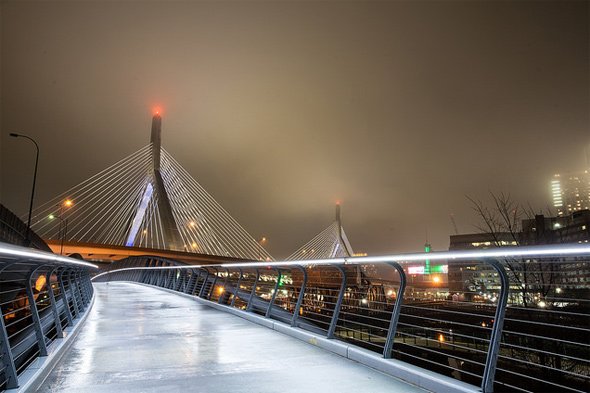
69 159 151 242
31 141 273 260
158 156 229 256
31 145 152 229
160 149 247 256
287 221 354 260
31 145 152 239
164 149 272 260
162 151 264 259
140 198 164 249
98 178 148 246
158 155 225 255
31 145 153 245
160 149 272 260
52 150 151 243
31 148 148 238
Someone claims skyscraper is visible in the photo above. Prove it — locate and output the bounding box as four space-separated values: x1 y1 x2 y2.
551 170 590 216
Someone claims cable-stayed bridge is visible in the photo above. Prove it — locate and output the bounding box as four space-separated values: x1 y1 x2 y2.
29 114 273 262
287 203 354 260
1 129 589 393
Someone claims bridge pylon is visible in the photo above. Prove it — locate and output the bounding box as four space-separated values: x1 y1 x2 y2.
29 114 273 261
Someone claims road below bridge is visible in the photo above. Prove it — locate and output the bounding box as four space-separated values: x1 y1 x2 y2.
37 282 426 393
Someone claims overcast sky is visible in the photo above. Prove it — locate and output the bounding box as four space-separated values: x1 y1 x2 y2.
1 1 588 259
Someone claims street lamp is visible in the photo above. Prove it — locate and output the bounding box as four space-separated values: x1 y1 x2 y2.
48 199 74 255
48 214 68 255
9 133 39 246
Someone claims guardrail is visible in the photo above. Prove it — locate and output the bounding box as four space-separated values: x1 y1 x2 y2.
0 242 98 391
93 245 590 393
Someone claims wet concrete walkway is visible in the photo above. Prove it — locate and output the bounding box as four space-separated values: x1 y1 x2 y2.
37 282 426 393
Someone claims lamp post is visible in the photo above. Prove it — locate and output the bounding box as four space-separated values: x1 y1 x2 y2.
48 214 68 255
9 133 39 246
48 200 73 255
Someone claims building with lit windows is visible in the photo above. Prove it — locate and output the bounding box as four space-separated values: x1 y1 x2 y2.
448 210 590 299
551 170 590 216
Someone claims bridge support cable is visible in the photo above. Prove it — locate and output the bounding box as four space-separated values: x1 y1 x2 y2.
29 120 272 261
287 221 354 261
31 145 152 240
159 149 271 260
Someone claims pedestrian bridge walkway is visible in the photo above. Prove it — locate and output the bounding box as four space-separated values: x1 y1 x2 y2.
37 283 426 393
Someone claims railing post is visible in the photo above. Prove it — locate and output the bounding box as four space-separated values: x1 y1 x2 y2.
158 266 167 287
198 270 210 297
156 269 163 287
0 302 19 389
265 269 282 318
327 264 347 339
230 268 243 307
190 269 202 294
86 271 94 299
174 269 184 292
75 270 88 307
80 272 89 302
383 261 407 358
185 269 196 294
72 270 85 312
291 266 307 327
46 267 64 338
481 258 509 393
181 270 190 293
25 268 48 356
68 270 81 318
246 269 260 312
166 269 174 289
58 268 74 326
190 270 201 295
158 269 166 287
208 268 219 300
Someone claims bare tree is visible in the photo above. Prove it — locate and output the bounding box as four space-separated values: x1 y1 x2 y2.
467 192 556 308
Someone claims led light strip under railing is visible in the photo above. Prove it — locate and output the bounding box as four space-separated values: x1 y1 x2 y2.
0 241 99 269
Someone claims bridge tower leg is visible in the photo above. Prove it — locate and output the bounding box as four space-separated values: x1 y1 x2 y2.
146 114 183 251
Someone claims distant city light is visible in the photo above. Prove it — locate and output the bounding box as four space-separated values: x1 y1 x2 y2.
35 275 46 291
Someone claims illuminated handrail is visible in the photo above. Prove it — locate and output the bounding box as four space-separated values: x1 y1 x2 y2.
93 244 590 393
0 242 97 391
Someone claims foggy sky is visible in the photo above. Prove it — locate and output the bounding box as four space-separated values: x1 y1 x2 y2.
1 1 588 259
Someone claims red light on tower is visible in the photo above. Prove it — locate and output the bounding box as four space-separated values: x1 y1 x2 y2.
152 107 162 116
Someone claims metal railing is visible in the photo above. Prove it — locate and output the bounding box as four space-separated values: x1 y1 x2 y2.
93 244 590 393
0 242 97 391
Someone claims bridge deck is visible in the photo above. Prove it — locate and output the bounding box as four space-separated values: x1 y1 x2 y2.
37 282 426 393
